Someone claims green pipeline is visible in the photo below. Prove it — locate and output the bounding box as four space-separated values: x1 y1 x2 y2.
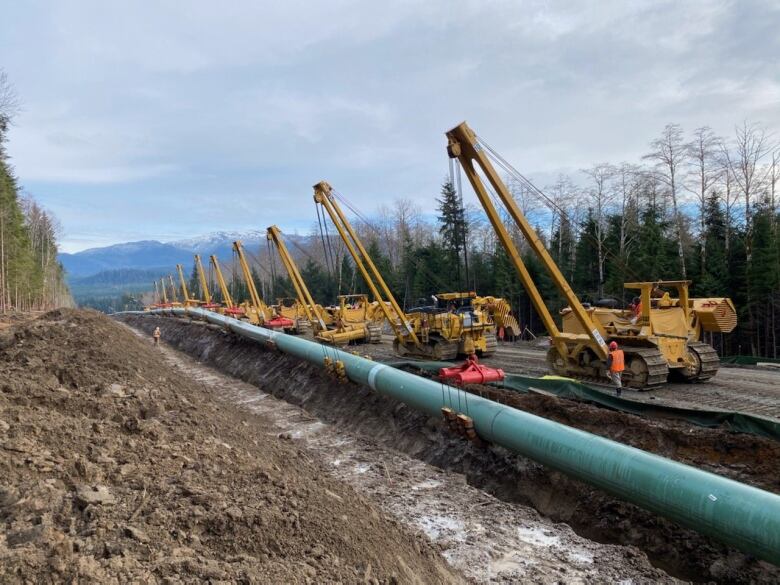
137 307 780 566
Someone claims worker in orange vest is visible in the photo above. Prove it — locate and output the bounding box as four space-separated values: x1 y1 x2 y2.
153 326 161 346
606 341 625 396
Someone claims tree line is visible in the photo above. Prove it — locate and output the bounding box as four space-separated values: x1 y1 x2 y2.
0 71 72 313
199 121 778 358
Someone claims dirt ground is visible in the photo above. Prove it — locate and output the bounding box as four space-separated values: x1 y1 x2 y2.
134 322 673 583
0 309 460 584
122 313 780 584
0 311 41 331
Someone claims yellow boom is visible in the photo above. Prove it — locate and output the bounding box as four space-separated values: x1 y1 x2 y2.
209 255 237 310
194 255 212 305
159 278 169 304
445 121 608 363
266 225 329 332
233 240 278 325
176 263 196 306
313 181 418 346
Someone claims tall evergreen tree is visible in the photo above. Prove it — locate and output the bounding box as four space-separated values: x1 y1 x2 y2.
188 261 201 300
633 201 678 281
437 179 468 288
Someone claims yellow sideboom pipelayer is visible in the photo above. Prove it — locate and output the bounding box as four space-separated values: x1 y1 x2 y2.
445 121 736 388
209 255 244 317
313 180 497 360
266 225 382 346
176 263 200 307
232 240 296 332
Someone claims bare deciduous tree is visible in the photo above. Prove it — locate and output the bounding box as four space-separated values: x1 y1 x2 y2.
581 163 615 296
721 121 772 257
686 127 721 276
545 174 576 258
0 69 20 141
613 163 642 260
644 124 688 278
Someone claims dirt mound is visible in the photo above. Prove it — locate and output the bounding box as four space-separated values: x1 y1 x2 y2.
0 309 460 583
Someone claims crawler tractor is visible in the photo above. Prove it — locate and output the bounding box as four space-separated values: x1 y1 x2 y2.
445 121 736 388
313 181 499 360
266 225 382 346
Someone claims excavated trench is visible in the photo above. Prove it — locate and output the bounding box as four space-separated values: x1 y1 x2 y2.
119 314 780 584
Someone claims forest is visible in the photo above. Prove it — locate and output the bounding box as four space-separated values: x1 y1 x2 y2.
0 72 71 312
180 121 779 359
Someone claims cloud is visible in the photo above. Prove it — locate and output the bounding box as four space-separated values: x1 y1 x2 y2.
1 0 778 251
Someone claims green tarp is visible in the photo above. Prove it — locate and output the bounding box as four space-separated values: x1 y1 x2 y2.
389 360 780 443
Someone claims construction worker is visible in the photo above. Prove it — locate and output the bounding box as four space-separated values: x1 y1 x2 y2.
606 341 625 396
153 326 161 346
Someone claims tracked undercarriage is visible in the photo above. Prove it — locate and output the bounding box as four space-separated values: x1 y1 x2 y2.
546 342 720 389
393 332 498 361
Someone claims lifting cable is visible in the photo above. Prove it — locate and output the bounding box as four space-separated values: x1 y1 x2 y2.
228 253 240 304
476 135 645 290
330 189 454 297
448 157 471 290
244 247 273 280
266 239 277 295
316 204 336 276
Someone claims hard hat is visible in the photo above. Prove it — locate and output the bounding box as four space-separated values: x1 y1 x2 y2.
609 341 618 350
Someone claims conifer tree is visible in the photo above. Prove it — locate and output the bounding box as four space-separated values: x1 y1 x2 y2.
437 179 468 288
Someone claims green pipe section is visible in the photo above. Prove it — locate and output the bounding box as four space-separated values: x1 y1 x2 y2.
135 307 780 565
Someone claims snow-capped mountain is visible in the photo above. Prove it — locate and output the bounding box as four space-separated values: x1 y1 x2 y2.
58 229 317 300
170 230 267 253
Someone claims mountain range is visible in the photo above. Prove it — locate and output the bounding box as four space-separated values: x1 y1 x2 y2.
59 230 311 303
59 231 272 278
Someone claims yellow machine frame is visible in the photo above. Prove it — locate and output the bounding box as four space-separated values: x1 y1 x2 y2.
314 181 497 359
266 225 381 346
446 121 733 387
176 263 200 307
209 255 243 316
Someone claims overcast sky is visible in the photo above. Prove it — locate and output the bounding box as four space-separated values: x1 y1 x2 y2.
2 0 779 252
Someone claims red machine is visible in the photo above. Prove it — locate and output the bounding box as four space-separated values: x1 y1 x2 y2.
439 355 505 385
264 315 295 330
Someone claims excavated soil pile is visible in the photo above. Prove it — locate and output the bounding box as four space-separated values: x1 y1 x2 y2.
121 313 780 584
0 309 460 584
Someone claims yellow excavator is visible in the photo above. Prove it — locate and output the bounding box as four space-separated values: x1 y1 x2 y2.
313 181 498 360
232 240 296 332
445 121 737 387
266 225 382 345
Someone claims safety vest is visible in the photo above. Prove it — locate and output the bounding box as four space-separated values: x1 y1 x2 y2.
609 349 625 372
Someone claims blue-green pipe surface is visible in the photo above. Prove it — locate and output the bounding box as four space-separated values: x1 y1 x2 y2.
128 307 780 566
